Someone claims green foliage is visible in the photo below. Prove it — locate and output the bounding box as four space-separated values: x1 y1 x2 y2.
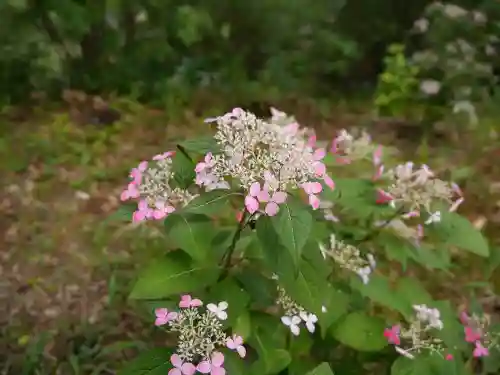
374 43 421 120
3 0 498 108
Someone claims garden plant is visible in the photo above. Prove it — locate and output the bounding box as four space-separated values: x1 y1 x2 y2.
116 108 498 375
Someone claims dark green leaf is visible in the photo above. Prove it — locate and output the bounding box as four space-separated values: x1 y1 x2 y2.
350 274 409 315
236 267 276 308
130 251 219 299
320 289 350 337
107 203 136 222
164 213 217 263
250 330 291 375
272 198 312 267
178 136 220 154
171 150 196 189
183 191 239 215
117 348 172 375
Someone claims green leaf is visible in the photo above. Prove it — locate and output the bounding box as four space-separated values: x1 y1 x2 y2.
164 213 217 263
409 244 450 270
391 354 456 375
183 191 239 215
433 212 489 257
378 233 411 269
256 216 295 278
223 351 247 375
320 289 350 337
130 251 219 299
117 348 172 375
350 274 409 315
233 311 252 340
279 259 326 315
107 203 136 222
236 267 275 308
250 331 291 375
171 150 196 189
271 198 312 267
305 363 335 375
178 136 220 154
332 312 388 352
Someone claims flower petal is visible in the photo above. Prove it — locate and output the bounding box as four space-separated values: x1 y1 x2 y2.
196 361 211 374
272 191 287 204
211 352 224 367
265 202 279 216
244 196 259 214
249 182 261 197
170 354 182 368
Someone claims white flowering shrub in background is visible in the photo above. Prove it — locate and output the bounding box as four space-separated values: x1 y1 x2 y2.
116 109 500 375
410 2 499 127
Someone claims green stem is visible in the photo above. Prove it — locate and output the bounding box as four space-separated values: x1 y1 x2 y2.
356 206 406 245
218 210 250 280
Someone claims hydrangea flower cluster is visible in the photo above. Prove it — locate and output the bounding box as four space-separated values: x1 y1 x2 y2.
460 310 499 358
374 159 464 244
381 162 462 214
384 304 448 360
319 234 377 284
154 295 246 375
197 108 334 216
330 129 377 164
276 285 321 336
120 152 198 222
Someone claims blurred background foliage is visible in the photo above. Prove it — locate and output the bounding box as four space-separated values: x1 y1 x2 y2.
1 0 498 110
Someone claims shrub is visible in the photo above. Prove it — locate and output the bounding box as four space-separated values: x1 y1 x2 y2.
116 108 499 375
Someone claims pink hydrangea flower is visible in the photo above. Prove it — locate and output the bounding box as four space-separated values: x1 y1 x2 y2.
226 335 246 358
302 182 323 210
120 183 140 201
473 341 489 357
133 199 153 222
376 190 393 205
152 200 176 220
179 295 203 308
445 353 454 361
245 182 287 216
384 325 401 345
323 175 335 190
153 151 175 161
195 152 215 173
196 351 225 375
373 145 383 166
465 326 482 343
154 308 178 326
169 354 196 375
244 182 269 214
313 148 327 176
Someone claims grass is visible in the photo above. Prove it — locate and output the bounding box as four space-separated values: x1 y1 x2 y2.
1 97 500 374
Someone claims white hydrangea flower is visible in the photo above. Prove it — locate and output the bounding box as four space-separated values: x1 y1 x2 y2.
281 315 301 336
420 80 441 95
300 312 318 333
207 301 228 320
